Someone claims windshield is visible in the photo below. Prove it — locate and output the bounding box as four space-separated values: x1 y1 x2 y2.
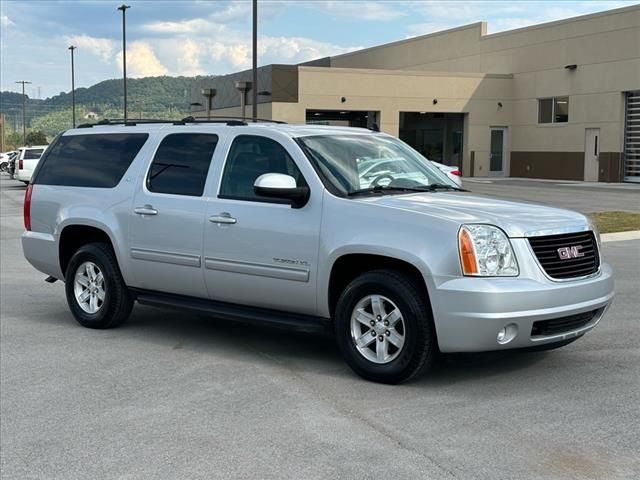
297 134 459 196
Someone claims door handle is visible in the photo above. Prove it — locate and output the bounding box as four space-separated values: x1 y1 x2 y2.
209 212 237 225
134 205 158 216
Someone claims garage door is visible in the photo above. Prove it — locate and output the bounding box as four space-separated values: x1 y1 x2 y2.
624 91 640 182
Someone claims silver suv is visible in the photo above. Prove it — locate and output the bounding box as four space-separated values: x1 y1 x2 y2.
22 120 614 383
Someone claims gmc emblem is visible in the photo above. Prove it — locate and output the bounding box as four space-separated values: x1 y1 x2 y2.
557 245 585 260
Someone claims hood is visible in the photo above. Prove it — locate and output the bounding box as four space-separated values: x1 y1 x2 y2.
354 192 589 237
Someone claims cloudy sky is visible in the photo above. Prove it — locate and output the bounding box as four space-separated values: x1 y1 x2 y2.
1 0 637 99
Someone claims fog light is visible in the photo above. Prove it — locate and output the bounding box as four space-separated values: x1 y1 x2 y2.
497 323 518 345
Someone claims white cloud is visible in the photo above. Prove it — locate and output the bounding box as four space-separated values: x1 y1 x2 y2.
115 42 168 77
178 39 205 76
1 15 15 27
142 18 214 34
209 1 252 23
310 1 407 21
66 35 114 62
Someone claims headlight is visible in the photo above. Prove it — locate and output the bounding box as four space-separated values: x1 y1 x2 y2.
588 221 601 247
458 224 519 276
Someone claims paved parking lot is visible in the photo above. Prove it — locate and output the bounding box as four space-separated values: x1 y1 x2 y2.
1 175 639 480
462 178 640 214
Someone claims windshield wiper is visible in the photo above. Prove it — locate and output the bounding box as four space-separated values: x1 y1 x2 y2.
348 186 428 197
348 184 465 196
422 183 465 191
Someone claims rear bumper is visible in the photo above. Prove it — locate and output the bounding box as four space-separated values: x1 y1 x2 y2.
22 230 63 279
430 263 614 352
16 169 32 182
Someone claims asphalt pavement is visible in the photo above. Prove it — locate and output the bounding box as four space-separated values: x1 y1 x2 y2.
462 177 640 213
1 175 639 479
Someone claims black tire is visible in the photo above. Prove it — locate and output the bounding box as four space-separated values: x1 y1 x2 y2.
334 270 437 384
64 242 133 329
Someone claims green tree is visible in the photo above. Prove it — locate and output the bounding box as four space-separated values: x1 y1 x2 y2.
25 130 47 145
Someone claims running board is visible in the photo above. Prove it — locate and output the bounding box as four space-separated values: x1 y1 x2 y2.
131 289 332 335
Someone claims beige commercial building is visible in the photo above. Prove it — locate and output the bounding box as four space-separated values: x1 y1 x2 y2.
191 5 640 182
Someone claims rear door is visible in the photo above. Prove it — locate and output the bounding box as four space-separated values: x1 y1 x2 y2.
128 132 219 297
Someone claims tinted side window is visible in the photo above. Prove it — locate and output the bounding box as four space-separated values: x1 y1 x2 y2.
147 133 218 196
24 149 44 160
35 133 148 187
220 135 305 201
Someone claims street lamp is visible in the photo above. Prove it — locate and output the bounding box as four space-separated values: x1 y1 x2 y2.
252 0 258 122
68 45 77 128
15 80 32 146
235 81 251 119
201 88 216 120
117 4 130 122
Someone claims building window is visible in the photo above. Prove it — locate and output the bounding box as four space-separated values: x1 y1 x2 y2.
538 97 569 124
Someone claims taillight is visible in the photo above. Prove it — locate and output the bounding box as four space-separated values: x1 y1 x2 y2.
450 170 461 176
24 184 33 231
19 159 24 170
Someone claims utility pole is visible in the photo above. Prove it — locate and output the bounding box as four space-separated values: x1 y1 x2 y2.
117 4 130 122
0 114 6 153
15 80 31 146
252 0 258 122
69 45 77 128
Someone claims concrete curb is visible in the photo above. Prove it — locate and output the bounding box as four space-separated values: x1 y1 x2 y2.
601 230 640 243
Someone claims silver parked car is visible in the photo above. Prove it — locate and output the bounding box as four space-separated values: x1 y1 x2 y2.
22 120 614 383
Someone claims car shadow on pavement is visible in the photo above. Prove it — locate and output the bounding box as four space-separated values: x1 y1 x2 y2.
0 183 27 190
121 304 549 384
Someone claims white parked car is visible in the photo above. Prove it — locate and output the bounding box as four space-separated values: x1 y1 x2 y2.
15 146 47 184
431 161 462 187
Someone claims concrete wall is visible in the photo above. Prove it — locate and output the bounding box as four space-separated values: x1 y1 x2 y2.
271 68 513 177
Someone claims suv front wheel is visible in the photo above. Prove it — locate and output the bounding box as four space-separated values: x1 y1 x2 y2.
334 270 437 384
65 242 133 329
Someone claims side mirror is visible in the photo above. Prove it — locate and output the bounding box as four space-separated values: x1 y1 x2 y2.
253 173 310 209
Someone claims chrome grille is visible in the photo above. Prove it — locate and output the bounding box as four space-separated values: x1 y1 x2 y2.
528 231 599 280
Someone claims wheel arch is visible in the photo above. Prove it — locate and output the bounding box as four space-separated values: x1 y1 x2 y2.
58 223 118 279
327 252 433 320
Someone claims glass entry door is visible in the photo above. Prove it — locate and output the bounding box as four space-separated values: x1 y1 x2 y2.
490 127 508 176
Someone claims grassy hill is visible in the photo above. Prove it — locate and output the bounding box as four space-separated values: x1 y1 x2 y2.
1 75 213 139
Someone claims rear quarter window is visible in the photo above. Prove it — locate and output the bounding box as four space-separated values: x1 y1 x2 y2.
24 149 44 160
34 133 148 187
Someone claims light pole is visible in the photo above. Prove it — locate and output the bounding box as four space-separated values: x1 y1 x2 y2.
252 0 258 122
201 88 216 120
117 4 130 122
235 81 251 119
68 45 77 128
15 80 31 145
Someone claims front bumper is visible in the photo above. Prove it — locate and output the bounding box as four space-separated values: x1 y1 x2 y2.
430 259 614 353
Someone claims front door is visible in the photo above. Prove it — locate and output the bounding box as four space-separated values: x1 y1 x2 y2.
203 134 321 315
129 133 219 298
489 127 508 176
584 128 600 182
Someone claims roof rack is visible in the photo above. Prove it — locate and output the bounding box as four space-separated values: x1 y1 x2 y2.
177 116 287 125
76 116 287 129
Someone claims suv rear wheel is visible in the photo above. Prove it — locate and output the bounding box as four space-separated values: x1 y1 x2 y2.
334 270 437 384
65 242 133 329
